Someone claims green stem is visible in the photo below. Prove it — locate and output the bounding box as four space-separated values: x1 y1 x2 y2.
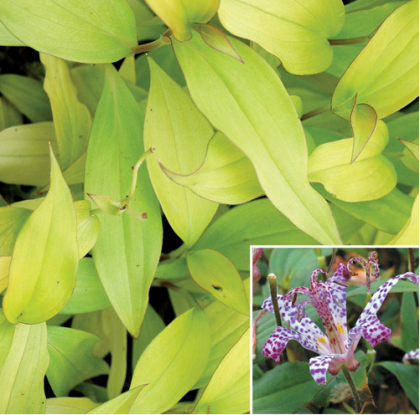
341 366 362 414
328 36 369 45
268 273 288 362
132 30 172 55
126 147 155 207
408 248 415 273
327 248 337 276
301 105 331 121
314 248 327 271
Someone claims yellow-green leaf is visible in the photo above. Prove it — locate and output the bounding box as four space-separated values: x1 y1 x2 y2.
0 308 15 367
130 307 211 414
195 199 317 271
0 256 10 294
41 54 91 171
84 65 162 337
350 101 378 163
145 0 219 41
194 328 250 414
187 249 248 315
161 131 263 204
0 322 49 414
218 0 345 74
308 121 397 202
88 385 146 414
46 326 109 397
196 23 243 62
3 147 78 324
145 57 217 247
0 206 31 255
46 397 99 414
0 22 24 46
399 137 419 173
0 74 52 122
332 0 419 119
0 96 22 130
60 258 111 315
195 298 248 388
389 193 419 245
100 307 127 400
172 32 341 244
1 0 138 63
0 122 57 186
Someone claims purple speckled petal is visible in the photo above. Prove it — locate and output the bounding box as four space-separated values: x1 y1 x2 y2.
349 272 419 350
262 294 332 354
403 349 419 364
309 354 343 385
262 326 320 362
325 264 349 348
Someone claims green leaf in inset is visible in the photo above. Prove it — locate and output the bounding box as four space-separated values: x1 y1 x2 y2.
347 279 419 298
194 328 250 414
253 362 328 414
308 121 397 202
60 258 111 315
389 194 419 245
0 322 49 414
0 122 57 186
41 54 92 171
218 0 345 75
332 1 419 120
161 131 263 205
145 57 217 247
195 199 317 271
46 326 109 397
46 397 99 414
172 32 341 244
187 249 248 315
350 101 378 163
84 65 162 338
87 385 146 414
401 292 419 352
1 0 138 63
0 74 52 122
130 307 211 414
376 362 419 411
3 147 78 324
145 0 219 41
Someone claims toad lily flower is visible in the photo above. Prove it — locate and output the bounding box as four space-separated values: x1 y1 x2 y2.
262 264 419 385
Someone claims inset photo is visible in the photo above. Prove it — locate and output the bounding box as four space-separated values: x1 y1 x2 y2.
252 247 419 414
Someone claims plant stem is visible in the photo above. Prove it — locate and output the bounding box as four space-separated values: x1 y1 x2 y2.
408 248 415 273
328 36 369 45
132 30 172 55
341 366 362 414
126 147 155 207
327 248 337 276
252 309 267 359
268 273 288 362
301 105 331 121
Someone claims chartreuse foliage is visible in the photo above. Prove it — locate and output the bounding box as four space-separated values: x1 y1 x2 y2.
0 0 418 413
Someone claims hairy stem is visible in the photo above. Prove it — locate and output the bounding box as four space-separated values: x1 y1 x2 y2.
342 366 362 414
252 309 267 359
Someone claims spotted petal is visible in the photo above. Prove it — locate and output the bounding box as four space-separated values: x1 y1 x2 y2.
403 349 419 364
262 294 331 354
263 325 321 363
325 264 349 347
348 272 419 353
309 353 343 385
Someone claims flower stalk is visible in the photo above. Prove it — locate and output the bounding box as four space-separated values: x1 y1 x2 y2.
341 366 362 414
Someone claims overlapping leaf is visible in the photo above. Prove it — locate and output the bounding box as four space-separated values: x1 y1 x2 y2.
3 148 78 324
172 31 341 244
